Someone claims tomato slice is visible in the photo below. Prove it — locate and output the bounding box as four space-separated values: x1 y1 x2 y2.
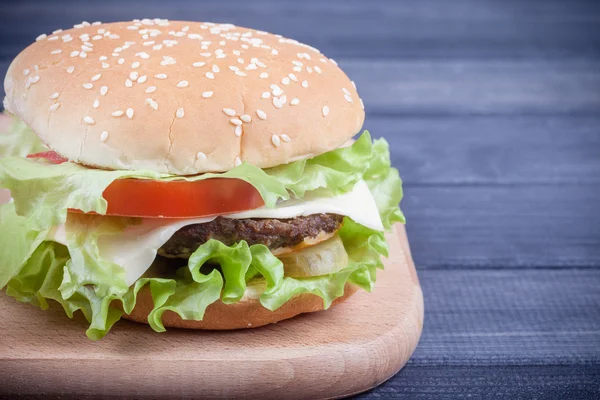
28 151 264 218
27 151 68 164
100 178 264 218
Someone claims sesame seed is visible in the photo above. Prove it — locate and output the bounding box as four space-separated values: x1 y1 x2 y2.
240 114 251 123
344 94 353 103
228 124 240 138
112 110 124 117
100 131 108 142
126 108 134 119
70 51 80 57
302 80 308 88
197 152 207 161
322 106 330 116
330 59 338 66
83 83 93 90
205 72 215 79
137 75 147 84
290 98 299 106
261 92 270 99
360 98 365 109
36 34 47 41
84 116 95 124
176 108 184 118
153 44 163 51
202 91 213 98
146 98 158 110
49 103 61 112
281 77 290 85
110 34 120 40
49 92 59 100
92 74 102 82
200 52 211 57
23 69 30 76
281 134 291 142
81 45 93 52
53 29 63 34
193 62 206 67
292 61 303 67
315 66 322 73
118 58 125 65
234 71 246 77
93 35 103 40
351 81 356 90
223 108 236 116
342 88 350 95
256 109 267 120
212 65 220 73
93 99 100 108
33 65 39 71
259 72 269 79
102 63 109 69
230 118 242 126
100 86 108 96
234 156 242 167
67 66 75 74
272 98 283 109
80 52 87 59
271 49 278 55
271 135 281 147
130 71 139 81
145 86 156 93
132 61 140 69
246 63 257 71
125 79 133 88
289 73 298 82
155 74 167 79
51 49 62 55
177 80 189 88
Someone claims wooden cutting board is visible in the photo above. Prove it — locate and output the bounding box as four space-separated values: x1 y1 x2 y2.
0 225 423 399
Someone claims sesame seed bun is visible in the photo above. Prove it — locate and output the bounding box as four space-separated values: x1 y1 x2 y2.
4 19 365 174
120 282 358 330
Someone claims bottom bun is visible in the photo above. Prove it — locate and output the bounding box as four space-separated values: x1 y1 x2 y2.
121 283 359 330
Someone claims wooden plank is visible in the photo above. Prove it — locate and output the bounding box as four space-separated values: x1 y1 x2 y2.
344 59 600 115
414 269 600 364
366 115 600 185
356 365 600 399
0 0 599 60
403 185 600 268
0 226 423 400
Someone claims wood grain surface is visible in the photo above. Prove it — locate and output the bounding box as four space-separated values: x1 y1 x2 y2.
0 225 423 400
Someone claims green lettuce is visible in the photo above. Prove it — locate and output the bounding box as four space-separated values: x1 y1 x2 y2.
0 113 48 158
0 131 402 229
1 202 386 340
0 125 404 339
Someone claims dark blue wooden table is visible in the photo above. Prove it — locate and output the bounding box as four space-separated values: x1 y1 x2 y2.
1 0 599 398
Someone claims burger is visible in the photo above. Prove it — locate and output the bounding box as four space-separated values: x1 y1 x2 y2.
0 19 404 340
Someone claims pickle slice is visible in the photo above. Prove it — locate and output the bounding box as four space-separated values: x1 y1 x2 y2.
279 235 349 278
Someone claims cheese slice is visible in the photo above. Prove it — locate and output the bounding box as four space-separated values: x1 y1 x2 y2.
51 180 383 285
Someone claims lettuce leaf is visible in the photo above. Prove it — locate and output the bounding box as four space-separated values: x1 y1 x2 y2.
0 113 47 158
0 131 402 230
1 201 386 340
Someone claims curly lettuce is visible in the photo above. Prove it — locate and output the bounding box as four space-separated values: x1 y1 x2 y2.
1 202 387 340
0 131 403 229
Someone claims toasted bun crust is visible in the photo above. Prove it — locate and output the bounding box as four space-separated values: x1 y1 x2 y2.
4 19 365 175
121 283 358 330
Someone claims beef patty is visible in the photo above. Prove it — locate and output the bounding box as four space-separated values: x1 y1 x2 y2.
158 214 344 258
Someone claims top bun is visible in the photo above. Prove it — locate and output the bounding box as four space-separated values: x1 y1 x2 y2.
4 19 365 174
